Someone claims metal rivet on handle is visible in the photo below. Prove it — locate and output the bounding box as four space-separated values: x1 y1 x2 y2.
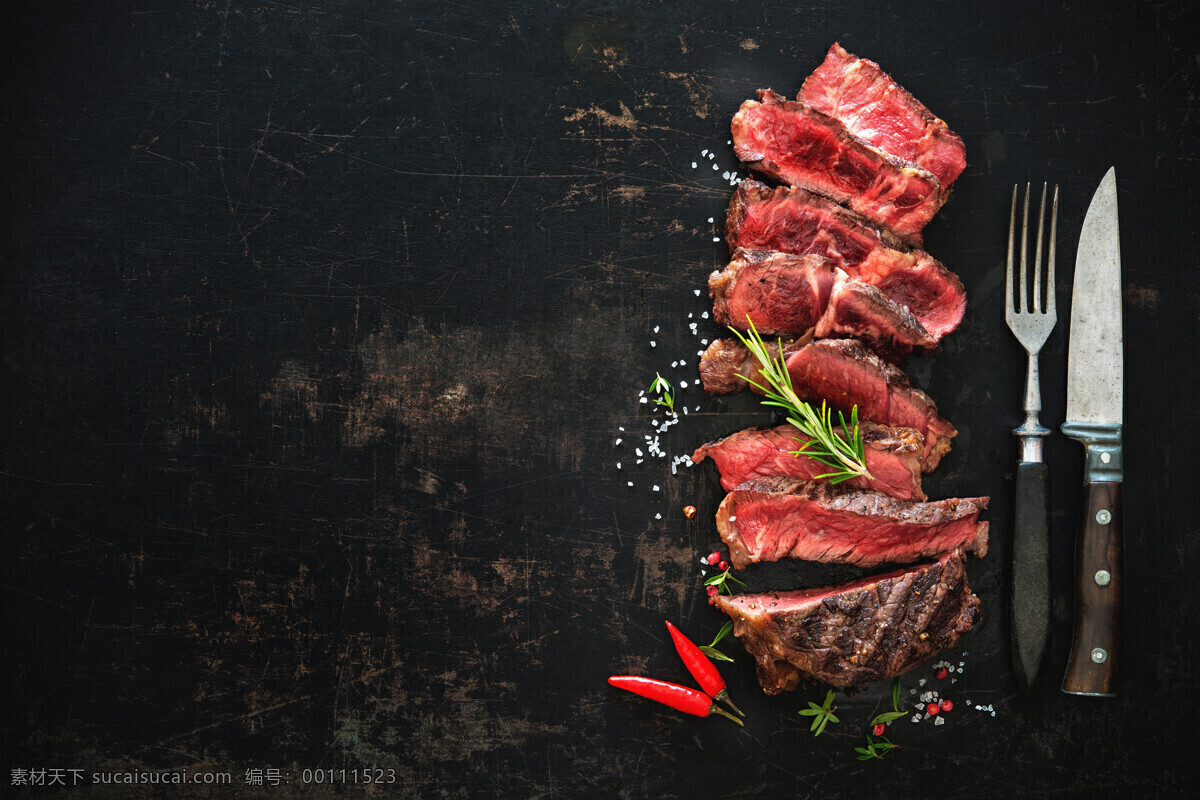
1094 570 1111 586
1096 509 1112 525
1100 452 1111 463
1091 648 1108 663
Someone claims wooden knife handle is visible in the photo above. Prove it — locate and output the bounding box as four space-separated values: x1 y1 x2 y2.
1011 461 1050 696
1062 481 1123 696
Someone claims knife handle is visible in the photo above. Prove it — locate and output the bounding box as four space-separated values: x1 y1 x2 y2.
1062 481 1123 696
1011 461 1050 696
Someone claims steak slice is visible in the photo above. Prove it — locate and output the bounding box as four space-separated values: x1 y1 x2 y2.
731 89 943 242
692 422 926 500
713 550 981 691
814 277 935 363
710 249 836 336
725 180 965 339
798 43 967 190
698 337 955 472
715 475 988 569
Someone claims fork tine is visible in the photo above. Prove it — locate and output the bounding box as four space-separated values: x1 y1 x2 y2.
1047 185 1058 317
1006 185 1017 317
1019 183 1030 314
1033 183 1047 312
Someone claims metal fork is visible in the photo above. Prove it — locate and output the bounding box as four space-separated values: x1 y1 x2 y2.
1006 182 1058 697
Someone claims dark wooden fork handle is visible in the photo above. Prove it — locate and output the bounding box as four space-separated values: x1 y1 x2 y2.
1011 461 1050 695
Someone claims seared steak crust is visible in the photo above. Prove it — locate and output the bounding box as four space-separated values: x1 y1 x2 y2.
713 551 982 691
698 337 955 472
731 90 943 242
715 475 988 569
692 422 926 500
725 180 965 339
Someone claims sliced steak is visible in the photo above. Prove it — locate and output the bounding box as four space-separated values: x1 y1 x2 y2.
731 89 943 242
798 43 966 190
710 249 836 336
713 550 981 690
699 337 955 472
725 180 965 339
715 475 988 569
692 422 925 500
814 277 935 363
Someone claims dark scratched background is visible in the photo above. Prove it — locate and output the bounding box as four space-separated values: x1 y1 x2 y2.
4 1 1199 797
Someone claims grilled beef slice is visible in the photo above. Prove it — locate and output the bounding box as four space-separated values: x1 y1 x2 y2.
731 90 943 243
698 337 955 472
814 277 936 363
713 550 981 691
725 180 965 339
715 475 988 569
798 43 967 190
710 249 836 335
692 422 925 500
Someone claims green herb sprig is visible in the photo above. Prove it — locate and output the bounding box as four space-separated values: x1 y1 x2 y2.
698 620 734 663
855 736 897 760
871 677 907 726
798 689 840 737
703 566 746 596
649 373 675 414
728 320 872 484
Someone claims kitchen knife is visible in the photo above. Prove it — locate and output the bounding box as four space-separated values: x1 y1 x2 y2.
1061 167 1124 697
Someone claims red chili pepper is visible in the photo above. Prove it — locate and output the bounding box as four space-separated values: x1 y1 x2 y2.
665 621 745 718
608 676 742 726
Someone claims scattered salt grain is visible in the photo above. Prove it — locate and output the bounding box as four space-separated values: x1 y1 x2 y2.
679 381 688 388
671 361 678 368
618 426 624 431
701 149 708 156
694 289 701 296
700 339 708 345
627 481 633 487
722 171 730 180
636 459 644 465
635 448 643 457
614 438 622 445
934 716 945 726
655 513 662 520
712 163 719 170
679 360 686 366
708 153 716 160
652 485 660 492
727 139 732 145
712 237 720 242
650 341 656 348
919 679 926 686
911 714 921 723
691 161 697 169
701 311 709 319
639 397 648 404
616 462 621 469
707 217 714 223
653 325 660 333
682 407 687 415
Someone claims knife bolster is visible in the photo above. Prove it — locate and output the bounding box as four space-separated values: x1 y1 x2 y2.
1061 422 1123 482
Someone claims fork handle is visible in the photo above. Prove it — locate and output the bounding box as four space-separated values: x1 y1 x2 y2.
1011 461 1050 696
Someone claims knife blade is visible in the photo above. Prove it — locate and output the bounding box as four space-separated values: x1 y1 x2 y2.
1061 167 1124 697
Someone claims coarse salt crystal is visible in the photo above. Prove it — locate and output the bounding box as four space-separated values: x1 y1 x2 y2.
639 397 647 404
911 714 921 723
671 361 678 368
694 289 701 296
701 311 709 319
627 481 633 487
653 325 660 333
636 459 643 465
650 341 656 347
655 513 662 520
700 339 708 345
712 237 720 242
635 448 643 456
919 679 926 686
727 139 731 144
712 163 719 170
614 438 622 445
701 149 708 156
722 171 730 180
679 360 686 366
934 716 945 726
691 161 697 168
707 217 714 223
652 485 660 492
618 426 624 431
708 153 715 160
616 462 622 469
679 380 688 388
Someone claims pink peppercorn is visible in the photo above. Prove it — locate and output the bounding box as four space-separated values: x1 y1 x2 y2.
940 699 954 712
706 552 720 565
926 703 940 715
873 723 886 736
718 560 729 571
935 667 949 680
706 585 718 597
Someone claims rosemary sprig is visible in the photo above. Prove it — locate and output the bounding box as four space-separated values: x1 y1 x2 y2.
649 373 675 414
703 566 746 596
798 689 840 737
855 736 897 761
871 677 908 725
698 620 734 663
728 320 872 484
